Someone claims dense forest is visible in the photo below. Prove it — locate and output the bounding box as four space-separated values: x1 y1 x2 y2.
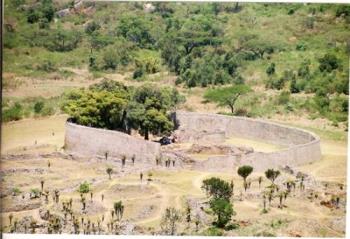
3 1 350 130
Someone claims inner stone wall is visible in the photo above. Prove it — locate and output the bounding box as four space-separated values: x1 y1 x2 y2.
176 111 322 171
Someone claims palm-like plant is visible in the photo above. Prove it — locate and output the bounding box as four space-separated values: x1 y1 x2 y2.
121 155 126 167
131 154 135 165
106 167 113 180
40 180 45 192
258 176 263 188
9 213 13 226
237 165 253 192
265 169 280 184
114 201 124 221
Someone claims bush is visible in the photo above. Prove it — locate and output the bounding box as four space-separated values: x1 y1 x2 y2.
12 187 22 196
204 227 223 236
30 188 41 198
319 54 340 72
234 108 249 116
335 5 350 17
78 182 90 193
277 91 290 105
225 223 239 230
2 102 23 122
41 105 55 116
34 101 45 114
133 67 145 79
266 63 276 76
37 60 57 72
85 21 101 35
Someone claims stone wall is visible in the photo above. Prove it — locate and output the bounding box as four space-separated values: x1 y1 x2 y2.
65 122 160 163
176 111 322 171
64 111 322 172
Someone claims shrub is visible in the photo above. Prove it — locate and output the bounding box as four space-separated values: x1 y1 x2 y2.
78 182 90 194
12 187 21 196
34 101 45 114
277 91 290 105
133 66 145 79
234 108 249 116
2 102 23 122
335 5 350 17
266 63 275 76
37 60 57 72
319 54 340 72
41 105 55 116
204 227 223 236
30 188 41 198
85 21 101 35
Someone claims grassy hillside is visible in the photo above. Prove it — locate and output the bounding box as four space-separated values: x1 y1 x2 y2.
3 1 349 130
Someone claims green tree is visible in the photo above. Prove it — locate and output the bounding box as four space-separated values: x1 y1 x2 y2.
116 14 155 48
204 85 251 113
209 198 235 228
202 177 233 200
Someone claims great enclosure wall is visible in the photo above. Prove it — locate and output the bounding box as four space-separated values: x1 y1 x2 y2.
64 111 322 172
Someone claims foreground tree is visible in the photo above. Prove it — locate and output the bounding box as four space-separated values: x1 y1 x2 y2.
204 85 251 114
237 165 253 191
209 198 235 228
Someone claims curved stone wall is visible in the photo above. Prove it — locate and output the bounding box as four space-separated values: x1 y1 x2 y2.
64 111 321 172
65 122 160 163
175 111 322 171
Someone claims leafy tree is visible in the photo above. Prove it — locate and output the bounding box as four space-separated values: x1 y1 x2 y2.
160 207 181 235
204 85 251 113
237 165 253 191
175 15 222 54
116 15 155 48
127 84 179 139
44 29 82 52
202 177 233 200
62 89 128 130
209 198 235 228
265 169 280 184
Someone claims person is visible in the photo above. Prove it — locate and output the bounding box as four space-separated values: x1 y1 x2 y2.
140 172 143 182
